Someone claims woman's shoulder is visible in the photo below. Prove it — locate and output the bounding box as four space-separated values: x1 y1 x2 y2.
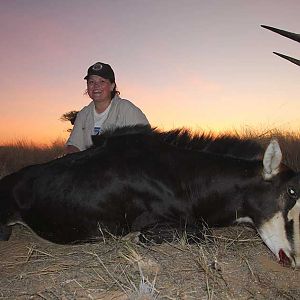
112 96 139 110
77 101 94 115
110 96 149 126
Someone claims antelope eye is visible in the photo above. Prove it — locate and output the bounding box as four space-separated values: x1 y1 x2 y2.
287 187 298 199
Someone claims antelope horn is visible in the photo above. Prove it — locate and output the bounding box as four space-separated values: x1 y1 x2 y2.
261 25 300 43
273 52 300 67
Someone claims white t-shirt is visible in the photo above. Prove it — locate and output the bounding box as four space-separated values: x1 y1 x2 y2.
93 103 111 135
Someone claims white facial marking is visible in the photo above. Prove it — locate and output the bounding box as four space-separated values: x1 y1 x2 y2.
287 200 300 267
258 212 292 263
235 217 254 225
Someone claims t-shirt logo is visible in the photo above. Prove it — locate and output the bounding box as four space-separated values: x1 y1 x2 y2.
93 127 102 135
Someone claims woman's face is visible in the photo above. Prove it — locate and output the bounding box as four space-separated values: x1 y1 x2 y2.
87 75 115 103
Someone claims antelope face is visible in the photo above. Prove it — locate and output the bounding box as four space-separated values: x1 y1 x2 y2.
257 139 300 267
258 184 300 268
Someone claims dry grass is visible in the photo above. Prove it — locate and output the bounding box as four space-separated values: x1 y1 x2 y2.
0 130 300 298
0 139 64 177
2 225 299 299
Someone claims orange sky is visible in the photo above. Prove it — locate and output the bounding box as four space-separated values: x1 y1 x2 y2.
1 1 299 145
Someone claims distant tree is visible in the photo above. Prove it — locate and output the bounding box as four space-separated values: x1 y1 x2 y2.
60 110 78 132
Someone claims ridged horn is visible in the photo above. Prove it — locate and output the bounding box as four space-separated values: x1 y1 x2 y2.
273 52 300 67
261 25 300 43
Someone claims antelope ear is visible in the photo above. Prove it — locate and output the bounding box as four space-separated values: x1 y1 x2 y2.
262 139 282 180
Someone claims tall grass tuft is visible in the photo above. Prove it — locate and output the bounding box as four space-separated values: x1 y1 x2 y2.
0 139 65 178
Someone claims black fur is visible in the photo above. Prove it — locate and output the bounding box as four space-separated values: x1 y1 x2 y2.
0 126 297 245
93 125 263 160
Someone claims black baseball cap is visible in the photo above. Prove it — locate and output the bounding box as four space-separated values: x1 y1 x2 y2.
84 62 115 82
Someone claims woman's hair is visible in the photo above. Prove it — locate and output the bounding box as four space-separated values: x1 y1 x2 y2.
110 81 120 98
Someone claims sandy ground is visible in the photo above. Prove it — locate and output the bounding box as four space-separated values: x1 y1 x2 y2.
0 224 299 300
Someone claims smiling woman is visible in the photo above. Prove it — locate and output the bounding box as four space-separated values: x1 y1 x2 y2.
65 62 150 154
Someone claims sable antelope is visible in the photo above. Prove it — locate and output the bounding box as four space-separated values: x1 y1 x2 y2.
0 126 299 268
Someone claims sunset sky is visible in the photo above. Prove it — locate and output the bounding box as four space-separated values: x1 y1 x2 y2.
1 0 299 145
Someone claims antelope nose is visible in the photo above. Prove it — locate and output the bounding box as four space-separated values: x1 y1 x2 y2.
279 249 291 267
